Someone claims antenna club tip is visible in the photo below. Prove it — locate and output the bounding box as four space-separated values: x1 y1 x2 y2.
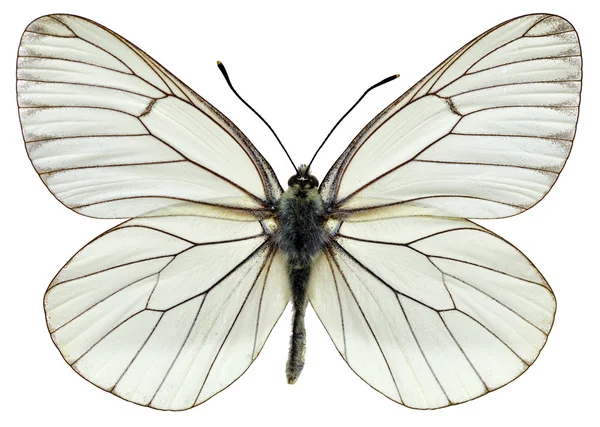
217 60 222 65
395 74 400 78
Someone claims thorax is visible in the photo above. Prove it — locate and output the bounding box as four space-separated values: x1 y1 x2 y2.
275 186 328 267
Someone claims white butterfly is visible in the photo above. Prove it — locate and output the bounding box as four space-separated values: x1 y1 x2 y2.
17 14 581 410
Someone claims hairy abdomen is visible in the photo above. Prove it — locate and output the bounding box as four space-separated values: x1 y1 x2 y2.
275 187 327 383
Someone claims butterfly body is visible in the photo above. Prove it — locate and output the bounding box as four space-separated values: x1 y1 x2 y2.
276 166 327 383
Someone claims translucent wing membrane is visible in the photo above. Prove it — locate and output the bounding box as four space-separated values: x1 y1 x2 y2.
17 15 282 218
321 14 581 219
45 212 289 409
309 216 554 409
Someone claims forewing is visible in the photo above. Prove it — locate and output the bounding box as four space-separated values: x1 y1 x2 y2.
45 210 289 410
309 216 554 409
17 15 282 218
321 14 581 219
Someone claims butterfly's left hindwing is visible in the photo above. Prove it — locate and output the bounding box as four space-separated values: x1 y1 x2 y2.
17 15 282 219
309 216 554 409
46 210 289 410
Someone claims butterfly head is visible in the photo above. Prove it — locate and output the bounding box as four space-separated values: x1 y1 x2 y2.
288 165 319 189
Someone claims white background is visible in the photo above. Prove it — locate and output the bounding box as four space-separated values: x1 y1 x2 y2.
1 0 598 425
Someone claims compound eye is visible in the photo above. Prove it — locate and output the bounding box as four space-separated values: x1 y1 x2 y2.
309 175 319 188
288 175 298 186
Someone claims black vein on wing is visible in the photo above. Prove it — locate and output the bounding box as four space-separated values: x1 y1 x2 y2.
51 230 264 288
17 78 159 100
73 196 272 215
453 310 529 366
137 119 267 205
412 159 559 174
396 294 451 405
18 54 136 75
68 309 145 365
163 240 271 312
110 311 166 392
438 313 490 392
336 195 524 216
49 16 137 78
423 254 548 288
51 253 178 288
24 29 76 38
451 132 573 141
149 292 208 407
252 251 277 358
466 54 581 76
51 270 167 334
325 253 348 358
448 79 582 97
336 234 456 310
193 246 273 406
143 237 267 309
39 159 188 175
462 28 558 76
462 104 578 115
524 29 575 38
437 15 549 91
24 133 149 143
137 49 194 104
332 241 445 311
328 248 403 404
444 272 549 334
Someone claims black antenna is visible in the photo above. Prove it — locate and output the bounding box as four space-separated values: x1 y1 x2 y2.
217 61 298 174
307 73 399 170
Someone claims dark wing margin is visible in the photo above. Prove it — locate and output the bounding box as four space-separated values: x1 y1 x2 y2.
17 14 282 219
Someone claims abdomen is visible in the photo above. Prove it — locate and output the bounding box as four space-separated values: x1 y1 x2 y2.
275 186 327 383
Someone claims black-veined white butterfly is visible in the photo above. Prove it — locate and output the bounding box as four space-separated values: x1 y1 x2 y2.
17 13 581 410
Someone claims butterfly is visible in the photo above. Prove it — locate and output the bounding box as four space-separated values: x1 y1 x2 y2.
17 13 581 410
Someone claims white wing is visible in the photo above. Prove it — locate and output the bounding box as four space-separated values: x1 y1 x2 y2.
320 14 581 219
309 216 554 409
17 14 282 218
45 210 289 410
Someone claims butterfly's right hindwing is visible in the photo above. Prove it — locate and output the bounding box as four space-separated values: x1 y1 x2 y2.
45 211 290 410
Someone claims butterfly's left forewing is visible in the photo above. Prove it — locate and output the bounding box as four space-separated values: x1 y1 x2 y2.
320 14 581 220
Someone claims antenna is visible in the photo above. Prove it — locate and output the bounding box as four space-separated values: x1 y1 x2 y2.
217 61 298 174
307 74 399 170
